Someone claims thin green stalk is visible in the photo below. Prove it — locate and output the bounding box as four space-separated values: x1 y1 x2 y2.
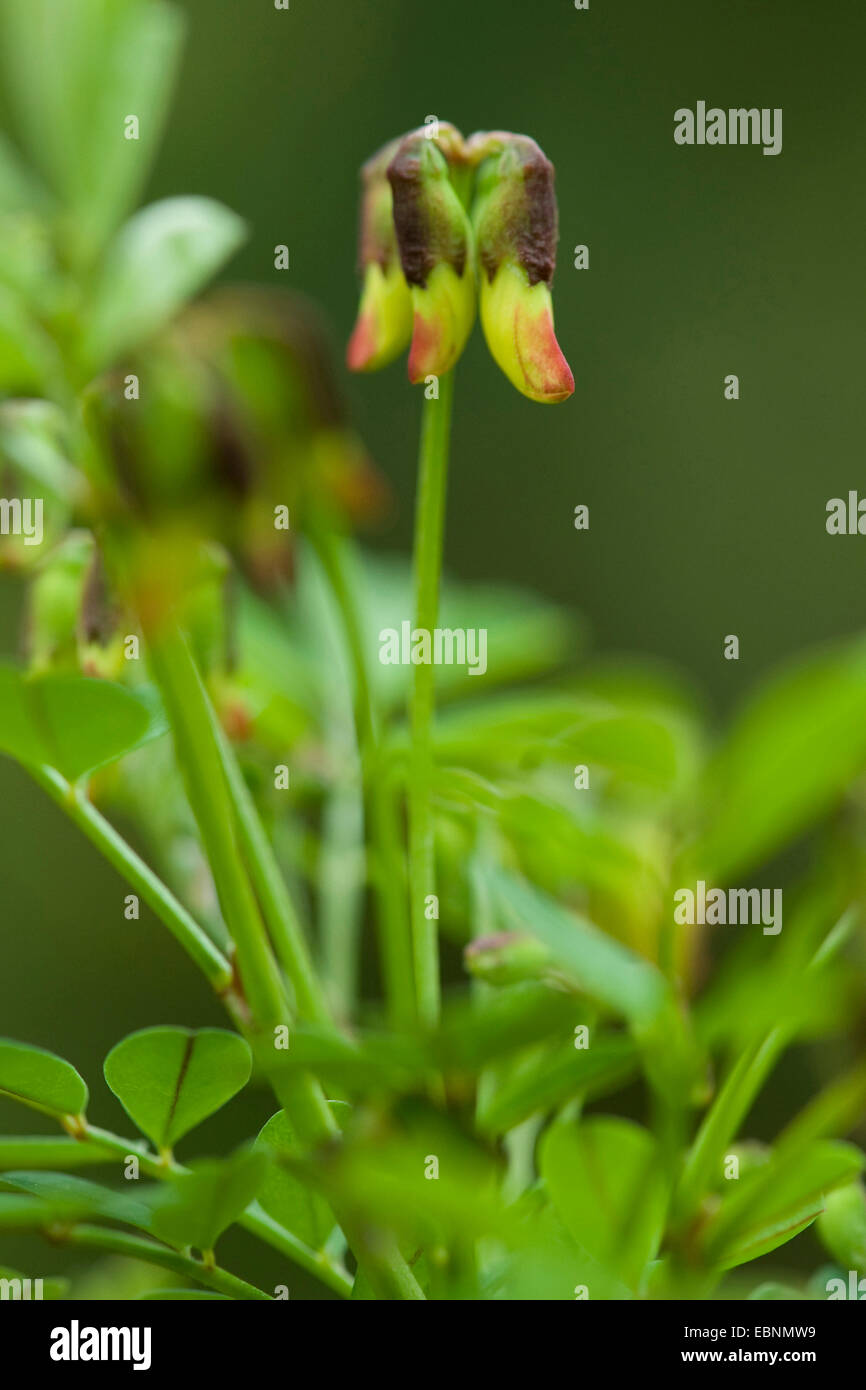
673 1027 787 1228
147 624 292 1034
775 1059 866 1157
79 1124 353 1298
310 526 415 1028
674 907 858 1228
407 370 455 1027
317 761 364 1020
209 703 331 1027
47 1224 271 1301
29 764 234 997
146 622 423 1299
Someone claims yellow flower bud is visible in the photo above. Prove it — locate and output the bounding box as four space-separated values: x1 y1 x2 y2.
471 134 573 403
387 133 476 382
347 140 413 372
346 259 412 372
480 260 573 404
406 261 476 384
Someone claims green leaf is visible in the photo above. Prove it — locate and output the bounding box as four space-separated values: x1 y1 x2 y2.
103 1027 252 1150
149 1148 268 1253
0 1039 87 1118
435 983 586 1072
693 637 866 880
433 695 681 789
0 400 80 502
439 771 662 917
321 1109 508 1248
477 1033 638 1137
701 1140 865 1270
0 666 163 779
354 552 579 710
486 869 699 1102
488 868 668 1027
540 1117 667 1291
83 196 247 370
0 1171 153 1232
487 1193 634 1301
0 0 184 253
0 133 46 214
254 1110 336 1252
0 281 63 394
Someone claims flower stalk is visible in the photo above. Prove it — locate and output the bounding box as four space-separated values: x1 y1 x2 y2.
407 368 455 1027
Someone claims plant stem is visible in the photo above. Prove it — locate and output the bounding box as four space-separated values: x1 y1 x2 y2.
47 1224 271 1300
29 764 234 997
209 702 332 1027
77 1124 353 1298
146 621 424 1299
673 907 857 1228
146 624 292 1033
310 526 415 1028
673 1028 787 1229
317 761 364 1020
407 370 455 1027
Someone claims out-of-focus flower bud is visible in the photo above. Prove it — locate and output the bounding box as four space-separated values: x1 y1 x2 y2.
78 544 125 679
387 131 476 382
470 134 573 403
347 140 413 372
27 531 94 673
84 287 387 596
464 931 552 986
26 530 126 679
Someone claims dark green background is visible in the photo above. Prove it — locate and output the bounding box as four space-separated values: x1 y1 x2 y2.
1 0 864 1290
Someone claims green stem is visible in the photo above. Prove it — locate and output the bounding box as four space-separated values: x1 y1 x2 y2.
80 1124 353 1298
673 1028 787 1229
146 624 294 1033
146 621 423 1300
673 907 857 1228
317 762 364 1020
47 1224 270 1300
407 370 455 1027
209 704 331 1027
310 526 415 1028
29 764 234 998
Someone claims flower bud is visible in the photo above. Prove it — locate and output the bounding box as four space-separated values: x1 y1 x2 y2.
27 531 93 673
471 135 573 403
78 544 125 679
387 132 476 382
463 931 551 986
347 141 413 372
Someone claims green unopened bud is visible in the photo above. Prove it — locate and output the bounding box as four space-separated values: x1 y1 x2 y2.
817 1182 866 1272
464 931 551 986
471 134 573 403
347 141 412 372
387 132 476 382
27 531 94 673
